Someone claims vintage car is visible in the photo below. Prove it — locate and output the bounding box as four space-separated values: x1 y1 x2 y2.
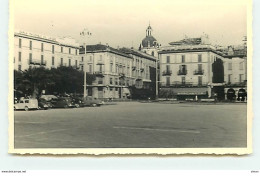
51 97 75 108
14 99 38 111
83 96 103 107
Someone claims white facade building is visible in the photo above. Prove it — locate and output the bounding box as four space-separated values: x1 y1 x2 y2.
14 31 80 71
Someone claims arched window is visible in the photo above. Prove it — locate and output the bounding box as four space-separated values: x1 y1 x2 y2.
151 51 154 56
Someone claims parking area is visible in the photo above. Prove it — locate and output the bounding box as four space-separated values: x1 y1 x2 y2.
14 102 247 148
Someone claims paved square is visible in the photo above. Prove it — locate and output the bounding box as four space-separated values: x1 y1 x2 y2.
14 102 247 148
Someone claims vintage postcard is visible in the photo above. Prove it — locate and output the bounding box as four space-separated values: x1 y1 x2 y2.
8 0 252 155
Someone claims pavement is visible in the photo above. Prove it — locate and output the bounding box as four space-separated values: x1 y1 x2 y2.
14 102 247 148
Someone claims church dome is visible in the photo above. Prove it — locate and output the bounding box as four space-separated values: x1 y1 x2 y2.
141 23 159 48
142 36 158 48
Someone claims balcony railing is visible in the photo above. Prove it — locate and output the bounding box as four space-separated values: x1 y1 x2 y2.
119 73 125 78
177 70 187 75
28 59 46 66
225 81 247 87
96 60 104 65
94 71 105 77
194 69 204 75
160 81 208 88
162 70 172 76
97 81 103 84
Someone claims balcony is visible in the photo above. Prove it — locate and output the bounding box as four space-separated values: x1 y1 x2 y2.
119 73 125 79
194 69 204 75
28 59 46 66
97 80 103 84
94 71 105 77
96 60 104 65
162 70 172 76
225 81 247 87
177 70 187 75
160 81 207 88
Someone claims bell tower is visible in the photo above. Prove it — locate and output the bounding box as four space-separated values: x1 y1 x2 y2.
146 23 152 37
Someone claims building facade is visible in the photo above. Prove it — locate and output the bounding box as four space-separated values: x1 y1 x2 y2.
79 44 156 99
158 36 225 100
222 46 247 101
14 31 80 71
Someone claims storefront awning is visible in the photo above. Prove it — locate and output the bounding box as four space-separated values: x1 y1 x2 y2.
172 87 208 95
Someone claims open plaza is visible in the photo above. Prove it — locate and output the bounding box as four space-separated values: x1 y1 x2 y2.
14 102 247 148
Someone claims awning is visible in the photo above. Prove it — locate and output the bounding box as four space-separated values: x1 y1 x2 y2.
171 87 208 95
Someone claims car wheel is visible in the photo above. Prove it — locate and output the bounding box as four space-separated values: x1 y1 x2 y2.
92 103 97 107
38 106 41 110
24 106 29 111
75 104 80 108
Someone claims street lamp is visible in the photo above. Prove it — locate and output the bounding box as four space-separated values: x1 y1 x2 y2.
80 28 92 98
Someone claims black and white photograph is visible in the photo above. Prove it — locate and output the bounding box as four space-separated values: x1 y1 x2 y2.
9 0 252 154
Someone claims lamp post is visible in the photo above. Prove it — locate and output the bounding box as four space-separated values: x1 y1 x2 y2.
80 28 92 98
83 42 87 98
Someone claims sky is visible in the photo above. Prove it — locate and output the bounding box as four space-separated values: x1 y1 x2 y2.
13 0 248 48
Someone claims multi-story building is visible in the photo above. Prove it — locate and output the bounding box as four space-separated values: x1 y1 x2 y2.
158 36 226 100
13 31 80 71
79 44 156 99
221 45 247 101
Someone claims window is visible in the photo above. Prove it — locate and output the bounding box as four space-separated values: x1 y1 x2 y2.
41 43 44 52
19 39 22 48
18 52 21 62
152 51 154 56
110 63 113 72
166 77 170 86
52 56 55 66
29 53 32 62
166 56 170 63
166 65 170 72
198 54 202 62
29 41 32 50
181 55 185 63
61 47 63 53
115 87 118 91
82 57 84 62
75 60 78 67
60 58 63 66
69 59 71 66
239 62 244 70
75 49 77 55
89 64 92 73
198 76 202 85
41 55 44 64
52 45 55 54
25 100 29 103
99 55 102 61
110 78 113 84
99 65 102 72
228 74 232 83
198 64 202 71
228 62 232 70
69 48 71 54
98 77 103 84
239 74 244 83
18 65 21 71
182 77 185 84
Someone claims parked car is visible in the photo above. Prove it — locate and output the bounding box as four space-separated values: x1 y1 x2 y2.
38 98 53 110
51 97 75 108
14 99 38 111
71 97 84 108
83 96 103 107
